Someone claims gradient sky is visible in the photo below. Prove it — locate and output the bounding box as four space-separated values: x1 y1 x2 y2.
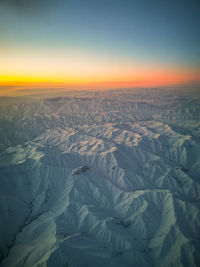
0 0 200 88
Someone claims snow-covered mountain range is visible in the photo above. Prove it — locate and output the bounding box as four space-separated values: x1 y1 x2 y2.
0 88 200 267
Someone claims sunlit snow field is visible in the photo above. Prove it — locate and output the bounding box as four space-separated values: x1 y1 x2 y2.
0 87 200 267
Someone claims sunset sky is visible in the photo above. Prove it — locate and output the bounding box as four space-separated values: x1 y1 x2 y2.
0 0 200 89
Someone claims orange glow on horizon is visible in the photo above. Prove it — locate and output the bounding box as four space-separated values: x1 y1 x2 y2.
1 48 199 92
0 68 199 89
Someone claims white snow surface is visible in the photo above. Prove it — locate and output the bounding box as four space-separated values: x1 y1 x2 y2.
0 88 200 267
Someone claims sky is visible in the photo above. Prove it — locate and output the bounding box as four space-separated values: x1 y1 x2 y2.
0 0 200 90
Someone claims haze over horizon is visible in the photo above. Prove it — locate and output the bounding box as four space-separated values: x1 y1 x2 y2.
0 0 200 92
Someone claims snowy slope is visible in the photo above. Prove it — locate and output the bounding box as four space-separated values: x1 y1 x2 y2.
0 88 200 267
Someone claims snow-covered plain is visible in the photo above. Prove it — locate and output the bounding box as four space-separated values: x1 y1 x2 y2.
0 87 200 267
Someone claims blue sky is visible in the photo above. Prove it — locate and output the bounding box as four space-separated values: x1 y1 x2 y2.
0 0 199 87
